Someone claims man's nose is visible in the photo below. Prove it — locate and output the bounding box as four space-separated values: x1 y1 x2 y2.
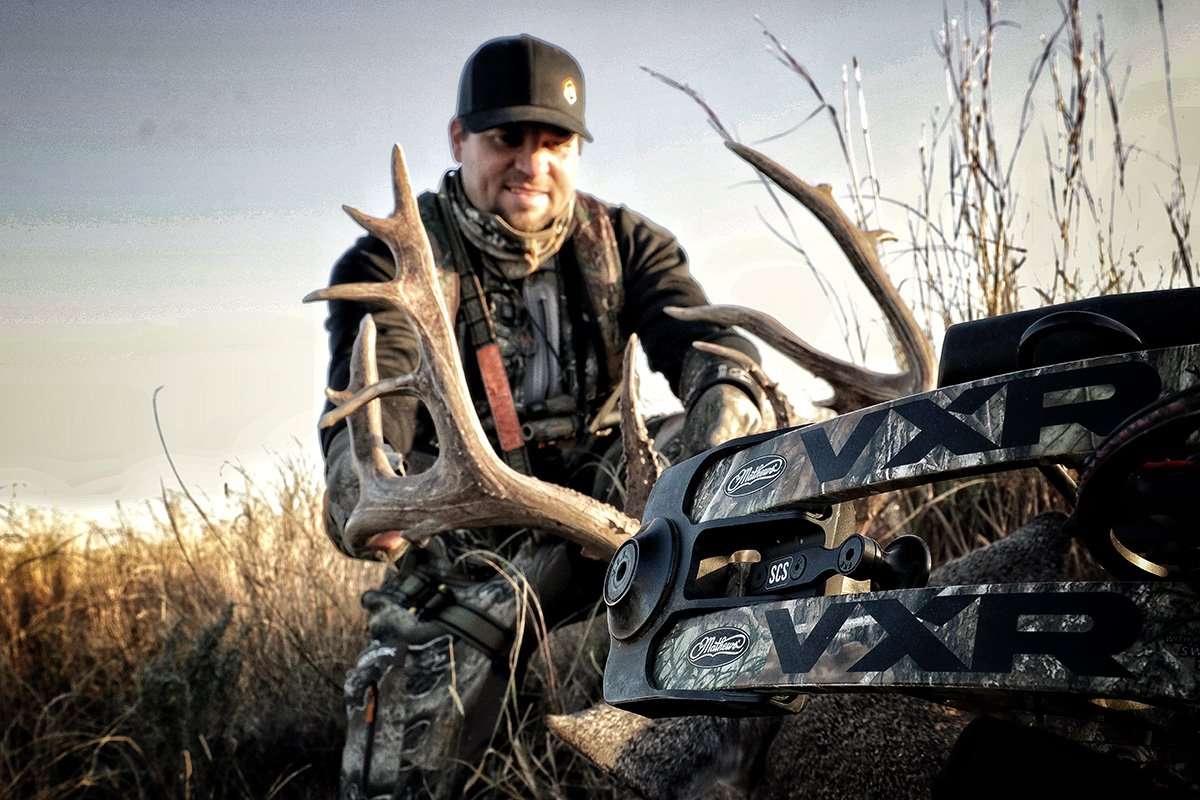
513 142 552 176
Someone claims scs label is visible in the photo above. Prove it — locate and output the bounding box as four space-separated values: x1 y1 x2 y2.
766 556 792 589
725 455 787 497
688 626 751 668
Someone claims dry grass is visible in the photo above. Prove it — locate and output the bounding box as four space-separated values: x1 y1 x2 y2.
871 0 1189 561
0 455 623 799
865 469 1108 580
1 455 383 799
451 551 622 800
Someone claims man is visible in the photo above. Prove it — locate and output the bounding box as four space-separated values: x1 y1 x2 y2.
321 34 764 799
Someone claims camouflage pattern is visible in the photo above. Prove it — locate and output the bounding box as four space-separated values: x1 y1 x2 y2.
464 260 585 414
415 191 464 319
572 193 625 384
584 514 1197 799
688 344 1200 522
339 537 582 800
647 581 1200 712
603 346 1200 724
671 383 764 463
417 188 621 416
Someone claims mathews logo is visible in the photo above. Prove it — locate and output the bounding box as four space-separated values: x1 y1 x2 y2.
724 455 787 497
687 626 751 668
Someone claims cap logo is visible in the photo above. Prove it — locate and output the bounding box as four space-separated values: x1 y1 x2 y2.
562 78 577 105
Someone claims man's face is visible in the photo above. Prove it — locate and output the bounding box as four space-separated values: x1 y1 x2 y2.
450 119 581 233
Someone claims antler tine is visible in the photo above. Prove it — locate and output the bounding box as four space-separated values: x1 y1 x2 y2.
304 280 403 310
342 314 395 478
322 147 454 359
620 335 662 520
690 340 798 427
389 144 422 222
691 140 936 414
319 371 419 429
336 146 424 244
308 146 639 559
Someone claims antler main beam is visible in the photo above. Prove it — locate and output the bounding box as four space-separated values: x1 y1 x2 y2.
306 145 638 559
671 141 937 413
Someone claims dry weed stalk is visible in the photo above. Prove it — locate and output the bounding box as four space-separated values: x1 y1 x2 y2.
1155 0 1196 288
906 0 1192 323
453 549 621 798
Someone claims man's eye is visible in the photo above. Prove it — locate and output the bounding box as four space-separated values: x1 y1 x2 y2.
497 129 524 148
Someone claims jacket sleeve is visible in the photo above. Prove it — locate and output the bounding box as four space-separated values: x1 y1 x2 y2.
612 205 760 397
319 234 423 458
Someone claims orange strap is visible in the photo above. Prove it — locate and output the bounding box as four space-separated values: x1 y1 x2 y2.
475 343 526 454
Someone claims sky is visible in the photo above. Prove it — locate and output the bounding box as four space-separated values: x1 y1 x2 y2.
2 0 1198 518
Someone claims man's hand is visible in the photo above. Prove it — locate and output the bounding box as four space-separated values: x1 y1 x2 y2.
324 430 412 559
677 383 763 460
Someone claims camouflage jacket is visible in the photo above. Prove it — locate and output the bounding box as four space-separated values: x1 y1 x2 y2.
319 189 758 470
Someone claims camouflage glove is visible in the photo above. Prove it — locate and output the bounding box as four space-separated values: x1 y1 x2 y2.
323 427 406 558
672 348 766 461
678 383 763 460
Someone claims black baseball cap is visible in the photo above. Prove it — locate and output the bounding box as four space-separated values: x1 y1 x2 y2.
456 34 593 142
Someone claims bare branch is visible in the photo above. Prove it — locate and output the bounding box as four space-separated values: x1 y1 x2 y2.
640 66 734 142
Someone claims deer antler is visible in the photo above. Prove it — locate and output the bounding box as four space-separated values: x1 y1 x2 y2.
669 141 936 414
619 335 663 520
305 145 638 559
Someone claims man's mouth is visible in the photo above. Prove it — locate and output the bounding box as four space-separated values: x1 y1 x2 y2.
504 185 550 205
